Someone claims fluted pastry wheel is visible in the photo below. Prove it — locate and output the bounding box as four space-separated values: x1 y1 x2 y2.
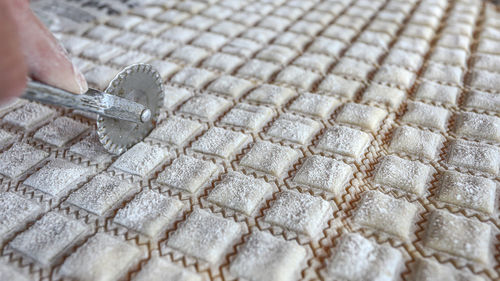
0 0 499 280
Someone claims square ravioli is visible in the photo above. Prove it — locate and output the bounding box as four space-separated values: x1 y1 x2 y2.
23 159 89 197
33 117 88 147
308 37 346 58
275 66 321 90
322 25 357 42
0 129 14 149
336 103 387 131
176 1 207 13
389 126 444 160
3 103 55 130
148 117 202 146
157 155 217 193
354 191 418 240
210 20 245 37
202 53 244 73
383 49 423 72
191 127 249 159
150 61 180 80
238 59 280 81
81 43 124 64
414 80 460 104
59 233 141 281
374 155 433 196
394 36 429 56
402 102 449 131
437 170 497 214
60 35 92 55
402 24 434 41
316 125 370 159
230 231 306 281
264 190 331 237
203 5 233 19
464 90 500 113
256 45 297 65
317 75 363 99
207 172 272 215
161 26 198 43
86 25 120 41
182 15 215 30
66 173 135 216
192 32 228 51
361 84 406 109
289 20 322 36
477 38 500 54
453 112 500 142
293 53 334 73
0 192 41 238
298 10 332 23
112 142 170 177
112 33 148 49
167 209 240 263
163 86 192 110
325 233 402 281
423 63 463 85
412 258 484 281
345 43 384 64
332 58 374 80
373 65 416 89
206 75 254 98
473 53 500 73
437 33 470 50
69 133 112 163
267 114 320 145
10 212 87 266
288 93 339 118
240 141 299 177
179 95 231 120
171 67 216 89
241 27 276 44
369 20 399 36
246 84 295 106
134 256 201 281
220 103 273 131
359 31 392 49
424 210 491 264
84 65 120 90
293 155 352 194
430 47 467 67
114 190 183 238
109 51 153 67
222 38 261 58
140 38 177 58
0 143 48 179
446 140 499 175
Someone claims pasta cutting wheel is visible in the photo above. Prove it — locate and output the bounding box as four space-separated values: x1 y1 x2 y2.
23 64 164 154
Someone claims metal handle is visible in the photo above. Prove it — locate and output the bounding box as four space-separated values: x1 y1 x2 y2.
23 81 151 123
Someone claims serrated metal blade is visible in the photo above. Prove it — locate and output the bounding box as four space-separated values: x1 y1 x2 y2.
96 64 164 155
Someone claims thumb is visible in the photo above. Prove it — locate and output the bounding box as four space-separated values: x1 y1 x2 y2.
9 0 88 94
0 0 27 102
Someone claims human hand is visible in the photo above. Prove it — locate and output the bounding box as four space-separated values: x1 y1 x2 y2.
0 0 88 103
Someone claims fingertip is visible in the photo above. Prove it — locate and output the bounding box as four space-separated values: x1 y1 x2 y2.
0 76 26 104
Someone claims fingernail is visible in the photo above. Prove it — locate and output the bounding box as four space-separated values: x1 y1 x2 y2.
75 69 88 94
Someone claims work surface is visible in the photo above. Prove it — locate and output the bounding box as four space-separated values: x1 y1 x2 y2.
0 0 499 280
